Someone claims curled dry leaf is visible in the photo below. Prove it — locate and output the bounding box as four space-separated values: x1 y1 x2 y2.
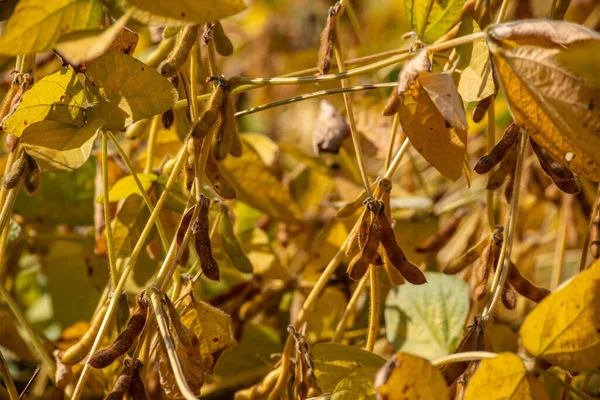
312 100 350 155
486 20 600 181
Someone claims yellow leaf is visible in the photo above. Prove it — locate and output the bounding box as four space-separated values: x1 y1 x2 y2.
464 353 550 400
54 10 137 66
127 0 247 26
180 298 237 373
3 67 85 137
85 52 178 130
399 78 467 181
375 353 449 400
486 20 600 181
404 0 465 43
221 139 302 224
558 41 600 88
419 72 468 130
96 173 157 203
21 119 104 172
313 343 385 394
0 0 104 55
455 17 496 102
111 194 155 258
519 260 600 372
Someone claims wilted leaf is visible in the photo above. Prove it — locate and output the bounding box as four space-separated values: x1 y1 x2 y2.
84 52 178 130
375 353 449 400
180 297 237 373
0 0 104 55
97 173 157 203
55 10 138 67
419 72 468 130
313 343 385 396
221 140 303 224
519 259 600 372
312 100 350 154
455 17 495 102
404 0 465 43
486 20 600 181
384 272 470 359
21 119 104 172
398 70 467 181
2 67 85 137
14 158 96 225
464 353 550 400
126 0 247 26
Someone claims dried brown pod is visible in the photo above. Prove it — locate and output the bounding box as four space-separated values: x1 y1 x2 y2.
4 133 19 152
129 360 148 400
161 108 175 129
159 25 201 78
176 206 195 266
486 140 518 190
472 227 503 300
317 3 341 75
3 151 27 189
213 21 234 56
89 292 148 369
106 361 133 400
344 207 370 257
213 95 238 162
530 138 580 194
312 100 350 155
61 304 108 365
54 350 72 389
205 154 236 199
501 283 517 310
382 92 400 116
377 206 426 285
443 235 489 275
289 326 320 399
474 122 520 174
415 208 469 253
183 137 197 192
346 202 382 280
23 154 40 194
471 95 494 123
507 261 550 303
193 196 220 281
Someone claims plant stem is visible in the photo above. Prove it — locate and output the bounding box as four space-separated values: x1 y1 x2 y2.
0 284 54 377
145 115 161 174
483 131 528 320
102 133 119 288
535 365 594 400
235 83 397 118
486 102 496 229
71 145 188 399
385 114 400 171
383 136 411 180
365 265 379 352
495 0 510 23
430 351 497 366
0 184 20 235
551 193 570 289
331 275 368 343
0 345 19 400
106 132 169 251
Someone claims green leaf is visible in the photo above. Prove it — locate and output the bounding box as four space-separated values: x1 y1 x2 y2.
0 0 104 55
14 158 96 225
2 67 85 137
84 52 178 130
96 173 157 203
404 0 464 43
455 17 495 102
313 343 385 396
221 139 303 224
125 0 247 26
384 272 469 359
21 119 104 172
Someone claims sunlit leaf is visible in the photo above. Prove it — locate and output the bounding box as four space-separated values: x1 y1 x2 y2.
486 20 600 181
221 139 303 224
385 272 470 359
404 0 465 43
519 260 600 372
125 0 247 26
55 10 138 67
0 0 103 55
2 67 85 137
464 353 550 400
97 173 157 203
455 17 495 102
419 72 468 130
84 51 178 130
313 343 385 397
21 119 104 172
375 353 449 400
